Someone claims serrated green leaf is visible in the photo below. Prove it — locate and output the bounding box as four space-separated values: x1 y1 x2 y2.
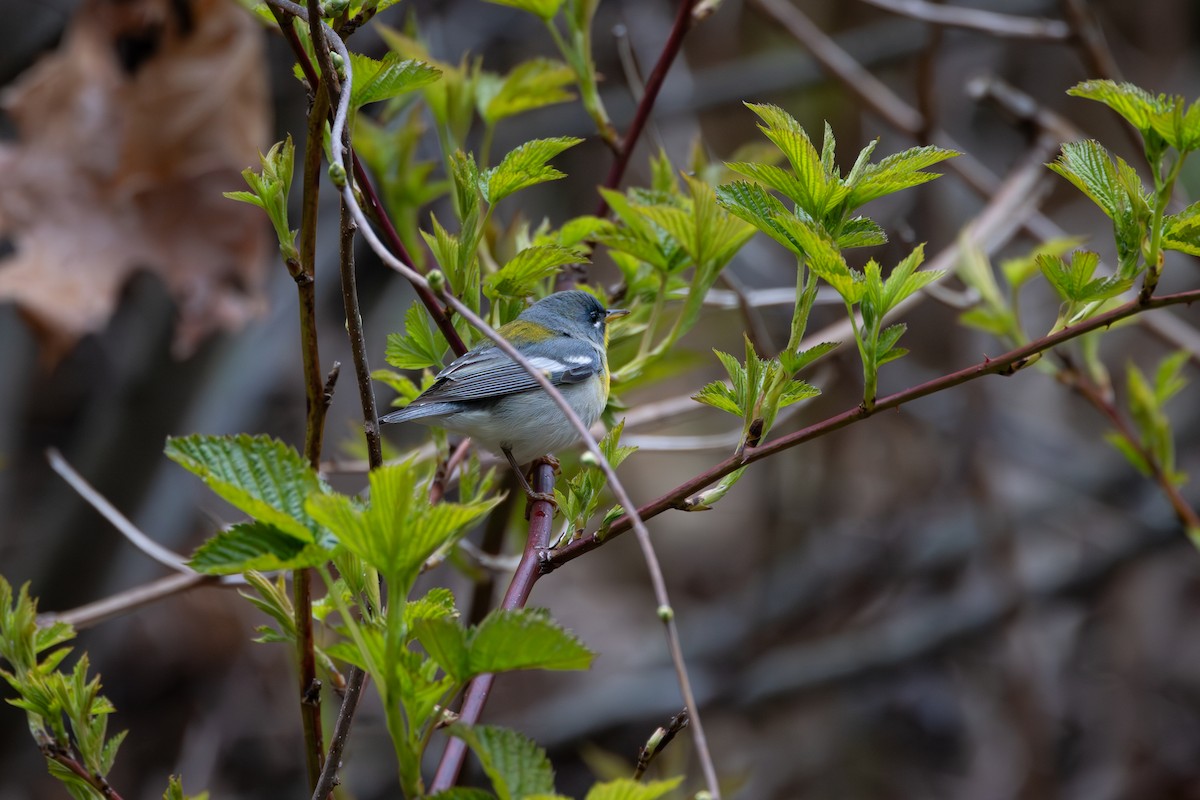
485 138 582 204
479 58 575 124
165 434 323 543
880 245 941 314
469 609 594 676
877 322 907 355
725 161 811 207
306 464 499 588
1068 80 1168 137
847 145 957 208
413 616 470 679
743 103 832 216
778 379 820 407
1047 140 1125 220
583 777 684 800
448 724 556 800
780 341 838 374
837 216 888 248
485 245 584 298
350 52 440 108
189 521 329 575
692 381 741 416
386 303 448 370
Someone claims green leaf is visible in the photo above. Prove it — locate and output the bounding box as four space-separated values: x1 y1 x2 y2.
479 58 576 124
846 144 957 209
306 463 498 588
480 0 564 20
881 244 941 313
447 724 556 800
189 522 329 574
469 609 594 675
485 137 583 204
163 775 210 800
1037 250 1131 303
165 434 324 543
1068 80 1169 139
584 777 684 800
692 380 741 416
485 245 584 298
836 216 888 249
413 616 471 680
350 52 440 108
743 103 833 216
406 587 459 628
1047 140 1125 220
724 160 811 207
386 303 448 370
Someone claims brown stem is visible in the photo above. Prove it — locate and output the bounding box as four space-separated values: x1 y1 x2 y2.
467 481 519 626
593 0 701 219
311 665 366 800
351 155 468 356
430 463 557 791
41 743 124 800
1062 367 1200 531
269 0 467 358
548 290 1200 567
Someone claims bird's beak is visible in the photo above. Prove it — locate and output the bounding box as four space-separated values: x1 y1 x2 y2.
606 308 630 320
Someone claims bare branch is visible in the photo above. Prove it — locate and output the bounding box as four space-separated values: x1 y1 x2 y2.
47 448 192 575
861 0 1072 40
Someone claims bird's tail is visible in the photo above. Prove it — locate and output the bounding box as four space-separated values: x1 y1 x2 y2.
379 402 457 424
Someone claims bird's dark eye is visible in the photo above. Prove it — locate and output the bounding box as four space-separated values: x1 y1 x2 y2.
591 309 605 324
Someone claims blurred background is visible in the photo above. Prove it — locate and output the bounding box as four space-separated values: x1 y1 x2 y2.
2 0 1200 798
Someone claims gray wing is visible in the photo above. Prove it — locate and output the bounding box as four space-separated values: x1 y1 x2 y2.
416 339 601 404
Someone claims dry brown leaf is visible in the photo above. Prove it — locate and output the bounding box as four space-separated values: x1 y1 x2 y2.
0 0 271 365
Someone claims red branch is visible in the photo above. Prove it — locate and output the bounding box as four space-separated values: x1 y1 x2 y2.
594 0 700 218
429 463 557 791
547 290 1200 567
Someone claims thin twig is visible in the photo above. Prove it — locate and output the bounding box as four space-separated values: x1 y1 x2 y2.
40 743 124 800
594 0 702 218
311 665 366 800
751 0 924 135
430 463 557 790
46 448 192 574
861 0 1071 40
37 572 225 630
548 289 1200 567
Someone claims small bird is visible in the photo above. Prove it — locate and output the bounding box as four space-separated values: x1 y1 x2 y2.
380 290 628 500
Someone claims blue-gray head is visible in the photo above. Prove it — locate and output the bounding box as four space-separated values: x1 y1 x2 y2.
517 290 627 345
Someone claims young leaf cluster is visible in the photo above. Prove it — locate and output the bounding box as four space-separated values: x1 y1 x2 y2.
0 577 131 799
223 136 298 262
1050 80 1200 299
598 161 756 384
554 421 637 543
715 104 953 409
1105 350 1190 490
